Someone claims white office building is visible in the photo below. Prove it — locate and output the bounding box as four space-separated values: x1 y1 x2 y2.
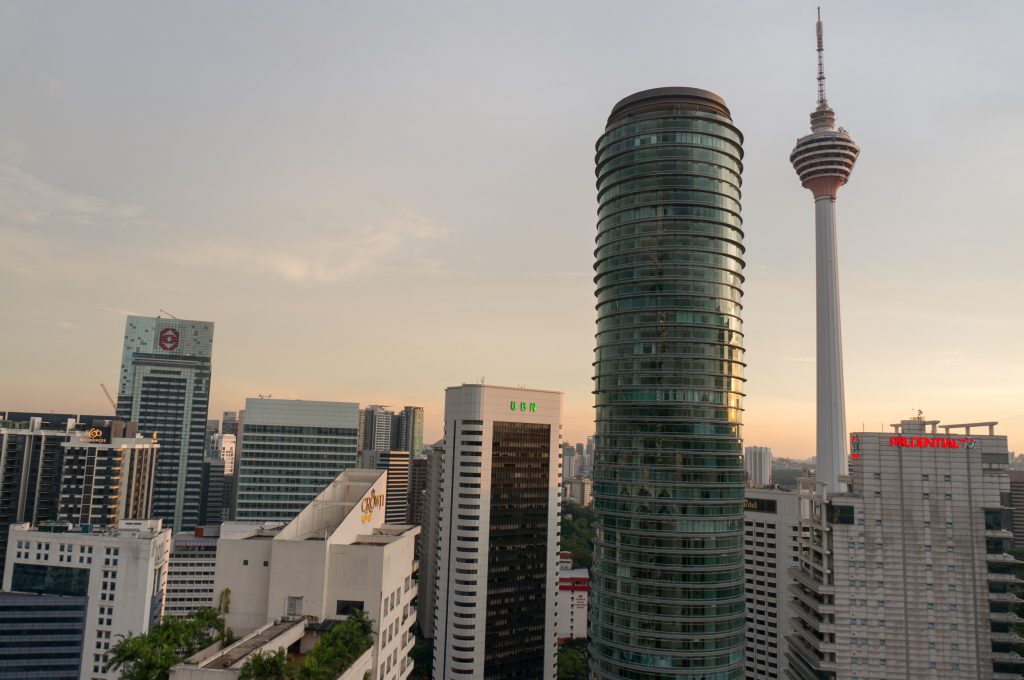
235 398 359 522
744 488 801 679
165 526 220 618
213 468 419 680
746 445 773 488
432 384 561 680
556 567 589 643
788 417 1024 679
4 519 171 680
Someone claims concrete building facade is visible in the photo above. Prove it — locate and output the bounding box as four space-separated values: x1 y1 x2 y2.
0 413 78 577
788 417 1023 679
213 468 419 680
165 526 220 618
116 315 214 531
4 519 172 680
235 398 358 523
556 567 589 643
58 423 158 527
744 488 801 680
746 445 773 488
432 384 561 680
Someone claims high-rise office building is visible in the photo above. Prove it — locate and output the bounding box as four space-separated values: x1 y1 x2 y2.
416 441 443 639
591 87 747 678
362 450 411 524
222 411 239 437
790 11 859 493
4 519 171 680
0 413 78 577
116 315 214 531
744 488 801 680
58 422 158 527
1008 469 1024 542
360 405 394 452
746 445 773 487
432 385 561 679
562 443 576 480
0 591 87 679
210 432 236 473
788 417 1024 679
406 455 429 526
395 406 424 455
234 398 359 522
199 458 231 525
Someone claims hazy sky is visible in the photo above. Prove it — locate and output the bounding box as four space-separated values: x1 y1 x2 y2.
2 1 1022 458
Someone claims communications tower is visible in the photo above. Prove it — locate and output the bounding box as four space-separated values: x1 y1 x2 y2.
790 10 859 492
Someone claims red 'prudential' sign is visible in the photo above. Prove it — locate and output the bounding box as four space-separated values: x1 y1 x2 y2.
888 436 974 449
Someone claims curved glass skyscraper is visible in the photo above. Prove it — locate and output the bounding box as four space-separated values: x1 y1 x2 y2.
590 88 746 679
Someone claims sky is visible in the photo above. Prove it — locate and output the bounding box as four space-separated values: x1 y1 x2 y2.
2 1 1023 458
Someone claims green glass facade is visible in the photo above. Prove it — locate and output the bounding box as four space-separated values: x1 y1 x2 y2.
590 88 746 679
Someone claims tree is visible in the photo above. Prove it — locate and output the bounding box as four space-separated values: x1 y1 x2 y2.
560 500 594 569
239 649 287 680
108 608 229 680
557 640 589 680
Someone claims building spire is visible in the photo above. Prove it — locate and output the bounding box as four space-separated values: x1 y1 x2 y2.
809 7 836 132
816 7 828 108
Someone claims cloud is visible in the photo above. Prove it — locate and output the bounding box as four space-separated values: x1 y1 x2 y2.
172 214 451 284
784 356 815 364
56 321 79 330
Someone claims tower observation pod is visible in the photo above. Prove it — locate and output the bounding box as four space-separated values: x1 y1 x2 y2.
790 9 859 492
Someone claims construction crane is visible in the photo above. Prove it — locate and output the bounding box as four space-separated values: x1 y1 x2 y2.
158 309 178 319
100 383 117 410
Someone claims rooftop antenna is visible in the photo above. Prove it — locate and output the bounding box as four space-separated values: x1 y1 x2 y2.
159 309 178 319
816 7 828 108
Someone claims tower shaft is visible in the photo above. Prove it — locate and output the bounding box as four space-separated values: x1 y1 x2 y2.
815 196 847 490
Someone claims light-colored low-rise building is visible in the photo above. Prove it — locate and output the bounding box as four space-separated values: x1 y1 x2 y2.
3 519 171 680
213 468 419 680
165 525 220 618
556 567 589 643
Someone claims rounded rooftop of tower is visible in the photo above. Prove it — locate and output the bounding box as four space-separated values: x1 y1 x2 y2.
790 127 859 198
606 87 733 128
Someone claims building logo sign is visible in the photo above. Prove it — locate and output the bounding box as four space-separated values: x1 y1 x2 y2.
744 498 777 514
889 436 975 450
360 489 386 523
510 401 537 412
85 428 109 444
158 327 180 351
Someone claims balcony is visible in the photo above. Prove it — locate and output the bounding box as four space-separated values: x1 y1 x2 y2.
790 566 833 594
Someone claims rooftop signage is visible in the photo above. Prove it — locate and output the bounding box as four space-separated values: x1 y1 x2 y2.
84 427 109 444
360 489 385 523
510 401 537 412
889 436 975 450
158 327 180 351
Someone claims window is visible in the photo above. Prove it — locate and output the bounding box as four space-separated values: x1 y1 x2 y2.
286 596 303 616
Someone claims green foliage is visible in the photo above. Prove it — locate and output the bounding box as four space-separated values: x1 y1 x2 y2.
560 500 594 569
295 610 374 680
557 639 589 680
410 632 433 679
218 587 232 614
109 608 228 680
240 649 287 680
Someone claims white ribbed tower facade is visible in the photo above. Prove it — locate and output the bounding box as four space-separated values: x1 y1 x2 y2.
790 10 859 492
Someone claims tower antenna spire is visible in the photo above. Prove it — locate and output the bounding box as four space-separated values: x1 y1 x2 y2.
816 7 828 107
